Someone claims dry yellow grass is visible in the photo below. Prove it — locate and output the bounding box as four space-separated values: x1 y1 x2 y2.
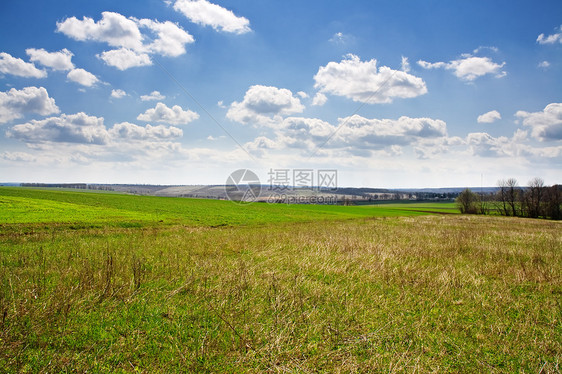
0 215 560 372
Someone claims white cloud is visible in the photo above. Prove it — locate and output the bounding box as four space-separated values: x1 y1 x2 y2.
57 12 194 70
136 19 194 57
140 90 166 101
276 117 335 150
473 46 498 54
516 103 562 141
312 92 327 106
477 110 501 124
7 112 110 144
0 151 36 162
313 54 427 104
538 61 550 69
401 56 411 72
98 48 152 70
329 32 353 45
67 68 100 87
109 122 182 140
466 130 561 159
413 136 464 159
243 136 279 156
449 56 506 80
110 89 127 99
227 85 304 126
537 25 562 45
56 11 144 50
0 52 46 78
297 91 308 99
254 115 449 156
173 0 251 34
0 86 59 124
417 61 446 69
333 115 447 149
417 54 506 81
465 132 506 157
137 102 199 125
25 48 74 71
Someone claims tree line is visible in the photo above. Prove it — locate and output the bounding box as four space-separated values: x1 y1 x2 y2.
456 178 561 220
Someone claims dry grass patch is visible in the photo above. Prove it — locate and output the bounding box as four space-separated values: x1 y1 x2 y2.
0 215 560 372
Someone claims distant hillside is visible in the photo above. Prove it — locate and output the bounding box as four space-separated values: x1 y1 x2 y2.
395 187 498 194
8 183 483 203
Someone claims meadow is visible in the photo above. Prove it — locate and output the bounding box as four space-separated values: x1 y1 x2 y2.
0 187 560 372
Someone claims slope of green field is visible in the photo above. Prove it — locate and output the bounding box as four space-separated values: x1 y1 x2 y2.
1 187 560 372
0 187 454 228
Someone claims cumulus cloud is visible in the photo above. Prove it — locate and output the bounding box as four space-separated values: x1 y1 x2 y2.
25 48 74 71
243 136 279 156
173 0 251 34
0 86 59 124
109 122 182 140
0 52 46 78
466 132 509 157
137 102 199 125
0 151 36 162
141 90 166 101
7 112 110 144
67 68 100 87
538 61 550 69
251 115 449 157
110 89 127 99
465 130 561 159
418 54 506 81
98 48 151 70
56 12 144 50
537 25 562 45
227 85 304 126
413 136 464 159
477 110 501 124
516 103 562 141
57 11 194 70
332 115 447 149
313 54 427 104
312 93 327 106
136 18 194 57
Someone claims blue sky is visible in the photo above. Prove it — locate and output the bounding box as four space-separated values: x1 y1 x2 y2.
0 0 561 188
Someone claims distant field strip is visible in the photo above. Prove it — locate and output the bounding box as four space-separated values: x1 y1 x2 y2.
0 187 454 227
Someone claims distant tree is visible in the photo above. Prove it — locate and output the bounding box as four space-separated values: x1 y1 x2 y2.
522 177 545 218
545 184 562 220
497 178 520 216
478 192 492 215
456 188 481 214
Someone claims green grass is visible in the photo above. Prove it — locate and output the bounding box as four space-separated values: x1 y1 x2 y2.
0 187 446 229
371 201 459 214
0 187 560 372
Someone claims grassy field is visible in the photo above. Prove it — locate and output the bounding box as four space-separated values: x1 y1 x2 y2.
0 187 450 229
0 187 560 372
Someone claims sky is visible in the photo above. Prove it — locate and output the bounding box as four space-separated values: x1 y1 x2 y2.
0 0 561 188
